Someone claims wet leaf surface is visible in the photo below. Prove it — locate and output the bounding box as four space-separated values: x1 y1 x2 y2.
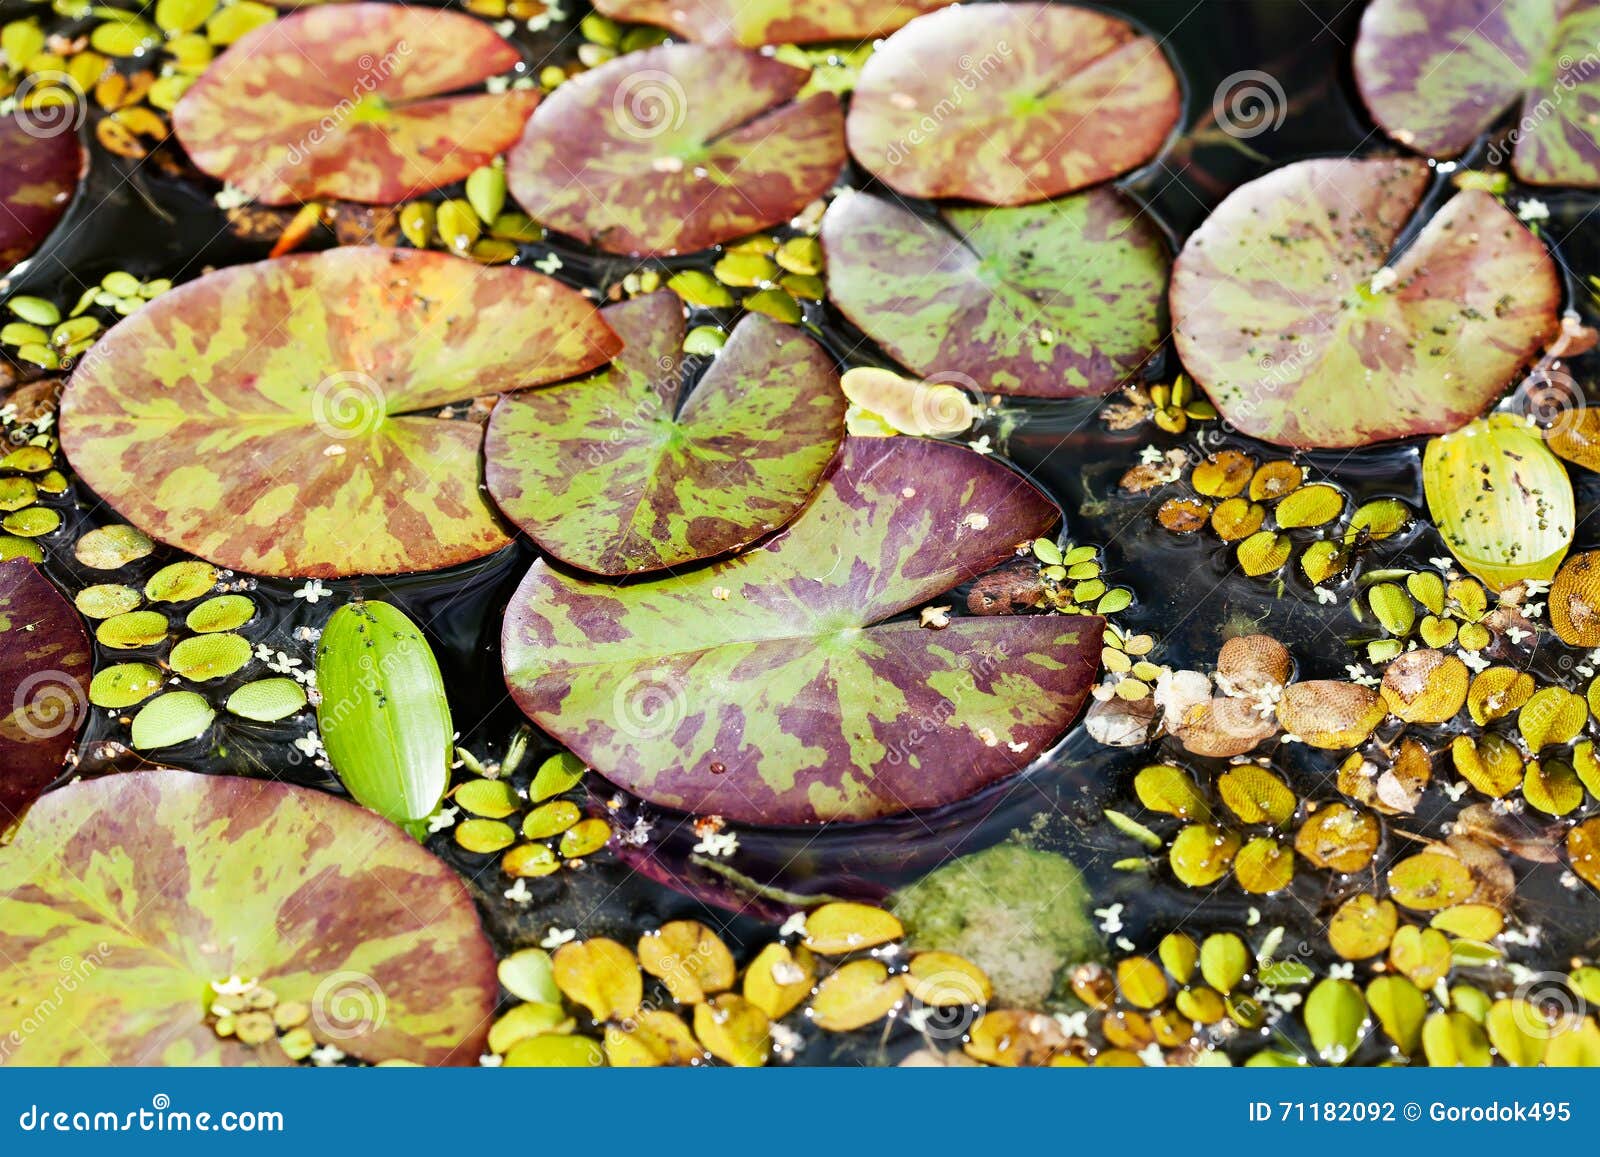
173 2 538 204
0 559 91 830
503 436 1101 824
485 292 844 575
592 0 953 45
1355 0 1600 185
1171 157 1560 448
0 113 83 272
61 247 618 577
0 770 497 1064
821 189 1168 398
846 2 1180 204
506 43 845 256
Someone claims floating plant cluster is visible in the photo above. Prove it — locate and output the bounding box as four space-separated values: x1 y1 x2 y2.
2 0 1600 1071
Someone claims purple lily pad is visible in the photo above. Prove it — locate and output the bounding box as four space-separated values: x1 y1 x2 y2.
0 113 83 272
502 435 1102 826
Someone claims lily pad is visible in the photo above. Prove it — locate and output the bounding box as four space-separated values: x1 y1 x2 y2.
60 247 619 578
846 2 1181 204
1354 0 1600 186
502 435 1101 825
1170 157 1560 448
505 43 845 256
484 291 845 575
0 559 91 831
172 2 538 205
0 113 84 271
592 0 953 45
0 770 498 1064
821 189 1168 398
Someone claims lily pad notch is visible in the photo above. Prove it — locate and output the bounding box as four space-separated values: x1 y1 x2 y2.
502 435 1103 826
485 290 847 575
60 246 620 578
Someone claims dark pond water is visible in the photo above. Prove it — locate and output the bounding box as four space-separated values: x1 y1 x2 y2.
9 0 1600 1065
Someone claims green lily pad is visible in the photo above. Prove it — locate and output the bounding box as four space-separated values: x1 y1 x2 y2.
485 291 845 575
821 189 1168 397
0 770 498 1064
506 43 845 256
61 247 620 578
1423 414 1573 591
0 559 91 830
591 0 953 45
846 3 1180 204
0 112 83 272
1355 0 1600 186
1171 157 1561 448
503 436 1102 825
172 3 538 204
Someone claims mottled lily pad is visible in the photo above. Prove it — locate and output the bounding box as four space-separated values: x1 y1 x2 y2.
0 559 91 831
594 0 951 45
821 189 1168 398
1171 157 1560 448
61 247 619 577
846 3 1180 204
0 770 497 1064
502 436 1101 825
173 2 538 204
1355 0 1600 185
0 113 84 271
485 291 845 575
506 44 845 256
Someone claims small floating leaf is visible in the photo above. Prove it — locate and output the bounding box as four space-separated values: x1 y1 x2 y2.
498 948 560 1005
638 920 736 1004
530 752 585 802
553 939 643 1022
129 691 214 750
453 779 520 819
96 610 169 649
89 662 163 710
224 677 307 722
169 632 252 681
692 994 769 1066
809 959 905 1031
316 600 451 829
72 524 153 570
803 902 903 955
743 943 817 1019
186 594 255 633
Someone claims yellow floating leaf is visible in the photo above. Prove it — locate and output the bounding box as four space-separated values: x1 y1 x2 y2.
1550 550 1600 646
809 958 906 1031
1517 685 1587 750
963 1010 1067 1066
637 920 736 1004
1387 925 1451 990
1294 802 1380 873
1133 763 1210 820
1114 957 1169 1010
1379 648 1467 723
742 942 816 1020
1169 824 1240 887
1421 1010 1491 1067
1465 666 1533 726
1387 852 1475 911
603 1010 703 1067
904 951 991 1007
1327 893 1397 960
552 938 643 1022
692 994 770 1066
1234 836 1294 894
1450 733 1524 798
801 901 903 955
1217 765 1296 826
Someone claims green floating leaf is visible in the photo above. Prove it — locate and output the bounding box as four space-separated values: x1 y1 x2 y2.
144 560 217 602
503 436 1102 825
506 43 845 256
1304 977 1369 1066
821 189 1168 398
1355 0 1600 186
130 690 215 750
530 751 585 802
316 600 451 829
224 677 307 722
61 248 620 577
1423 415 1572 591
186 594 256 633
486 292 845 576
89 662 163 710
0 558 91 829
0 770 498 1064
847 4 1180 204
1171 157 1560 448
170 632 252 681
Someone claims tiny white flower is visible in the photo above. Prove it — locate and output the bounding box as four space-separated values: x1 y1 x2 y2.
1138 444 1165 465
1329 962 1354 980
310 1043 346 1067
693 829 740 858
1517 198 1550 222
534 252 563 275
1094 903 1124 935
1458 649 1490 673
540 926 577 949
1443 780 1469 802
967 435 993 455
1137 1043 1166 1067
503 879 531 904
1314 586 1336 605
427 805 459 833
294 579 330 604
478 1053 503 1067
779 911 808 939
